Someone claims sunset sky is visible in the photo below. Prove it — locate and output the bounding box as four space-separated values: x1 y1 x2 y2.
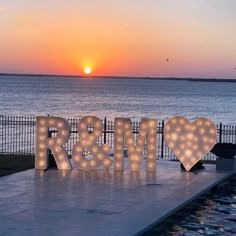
0 0 236 78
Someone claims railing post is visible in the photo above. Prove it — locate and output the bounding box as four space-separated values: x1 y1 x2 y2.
161 120 165 159
104 117 107 144
219 122 222 143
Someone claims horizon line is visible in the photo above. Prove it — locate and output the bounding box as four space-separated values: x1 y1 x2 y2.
0 72 236 82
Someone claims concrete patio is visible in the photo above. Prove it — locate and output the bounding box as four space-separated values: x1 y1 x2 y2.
0 160 235 236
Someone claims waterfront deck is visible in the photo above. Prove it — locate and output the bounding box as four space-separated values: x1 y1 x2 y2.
0 160 235 236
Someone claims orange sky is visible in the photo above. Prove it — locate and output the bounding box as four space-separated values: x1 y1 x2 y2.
0 0 236 78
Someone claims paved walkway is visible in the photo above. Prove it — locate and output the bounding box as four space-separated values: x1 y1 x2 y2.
0 160 235 236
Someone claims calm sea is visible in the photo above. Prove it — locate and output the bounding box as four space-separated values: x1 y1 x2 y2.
0 75 236 124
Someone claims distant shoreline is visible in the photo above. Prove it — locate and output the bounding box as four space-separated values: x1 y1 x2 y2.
0 73 236 83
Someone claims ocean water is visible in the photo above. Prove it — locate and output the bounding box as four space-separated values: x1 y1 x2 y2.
142 177 236 236
0 76 236 124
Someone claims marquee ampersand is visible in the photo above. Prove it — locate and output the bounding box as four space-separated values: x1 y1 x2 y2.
72 116 113 170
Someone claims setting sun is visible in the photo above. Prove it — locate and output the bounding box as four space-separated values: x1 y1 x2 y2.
84 67 92 75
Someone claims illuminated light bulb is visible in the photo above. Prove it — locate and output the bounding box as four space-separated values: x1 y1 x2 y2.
57 138 63 144
40 119 46 125
186 164 190 169
98 153 104 160
150 130 155 135
74 155 80 161
62 130 67 136
185 124 191 130
117 129 122 134
55 147 60 152
149 155 154 159
39 160 45 167
58 154 64 160
61 162 68 169
117 137 122 142
171 133 178 141
129 147 134 152
104 160 111 166
92 147 98 153
149 138 155 143
197 152 203 157
86 117 92 123
137 147 142 152
187 133 193 140
58 122 63 128
171 119 176 124
209 138 215 143
49 119 55 125
102 145 110 152
76 146 82 152
80 123 86 129
81 133 87 138
91 160 96 166
116 153 122 159
185 149 192 157
133 155 140 161
164 134 170 140
95 121 101 127
204 145 209 151
205 121 211 126
149 145 155 151
175 127 181 132
200 128 205 134
180 144 185 149
124 124 129 129
81 162 87 168
210 129 216 135
39 136 46 141
197 121 202 126
39 152 44 158
127 138 133 145
203 137 208 142
179 119 185 124
48 140 54 145
116 163 121 167
138 140 143 145
149 121 155 127
148 163 154 168
191 126 196 131
140 131 145 136
39 143 46 149
175 150 180 155
40 127 46 132
82 141 87 146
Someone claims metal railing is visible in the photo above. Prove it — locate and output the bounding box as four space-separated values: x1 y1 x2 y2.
0 115 236 161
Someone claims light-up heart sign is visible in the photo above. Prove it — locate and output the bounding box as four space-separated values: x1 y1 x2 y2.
164 116 217 171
